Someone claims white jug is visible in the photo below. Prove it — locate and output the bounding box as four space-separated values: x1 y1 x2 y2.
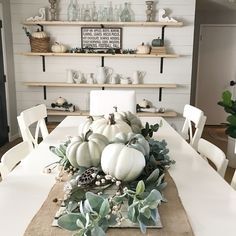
109 73 120 84
132 71 146 84
97 66 113 84
66 69 75 83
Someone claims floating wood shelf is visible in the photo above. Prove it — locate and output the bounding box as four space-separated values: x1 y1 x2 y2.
21 52 179 58
24 82 177 88
23 21 183 27
47 109 177 118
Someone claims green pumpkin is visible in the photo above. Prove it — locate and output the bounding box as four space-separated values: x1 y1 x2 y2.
151 37 164 47
114 111 143 134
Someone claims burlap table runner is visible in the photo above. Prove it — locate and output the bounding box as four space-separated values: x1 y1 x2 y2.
24 172 194 236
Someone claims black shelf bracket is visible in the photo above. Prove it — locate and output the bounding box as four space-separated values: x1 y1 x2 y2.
43 86 47 100
159 87 162 101
42 56 46 72
102 87 105 90
161 25 167 41
101 56 104 67
160 57 164 73
37 24 44 32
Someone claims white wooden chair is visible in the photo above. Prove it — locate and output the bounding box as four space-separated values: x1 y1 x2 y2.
17 104 49 148
0 141 33 180
197 138 228 178
90 90 136 116
181 104 206 150
231 170 236 190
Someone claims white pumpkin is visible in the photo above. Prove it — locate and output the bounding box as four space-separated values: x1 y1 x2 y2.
114 111 143 134
56 97 67 106
112 132 150 156
66 130 109 168
78 116 94 136
138 99 151 108
51 42 67 53
32 30 47 38
90 113 132 141
136 42 150 54
101 143 146 182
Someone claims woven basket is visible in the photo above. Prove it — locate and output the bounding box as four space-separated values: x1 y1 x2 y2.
29 36 50 53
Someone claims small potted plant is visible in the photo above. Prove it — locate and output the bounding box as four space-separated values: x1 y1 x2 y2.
218 90 236 167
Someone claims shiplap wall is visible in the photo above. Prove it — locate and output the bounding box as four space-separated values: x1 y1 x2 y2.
10 0 196 129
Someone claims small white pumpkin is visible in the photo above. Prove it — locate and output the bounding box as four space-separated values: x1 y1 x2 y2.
51 42 67 53
78 116 94 136
90 113 132 141
32 29 47 38
138 99 151 108
112 132 150 156
66 130 109 168
56 97 67 106
115 111 143 134
101 143 146 182
136 42 150 54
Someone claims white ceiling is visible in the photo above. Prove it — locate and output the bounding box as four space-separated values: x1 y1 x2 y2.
197 0 236 11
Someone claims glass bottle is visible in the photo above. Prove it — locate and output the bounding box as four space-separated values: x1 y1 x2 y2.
84 4 91 21
76 0 80 21
120 2 131 22
108 1 113 21
91 2 98 21
113 5 120 22
102 7 108 21
97 6 103 21
67 0 74 21
80 4 85 21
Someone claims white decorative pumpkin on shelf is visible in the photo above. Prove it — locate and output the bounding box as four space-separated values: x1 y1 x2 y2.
90 113 132 141
55 96 67 106
66 131 109 168
32 29 47 38
51 42 67 53
136 42 150 54
101 143 146 182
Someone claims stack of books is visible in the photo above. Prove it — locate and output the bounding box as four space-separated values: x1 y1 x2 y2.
150 46 166 55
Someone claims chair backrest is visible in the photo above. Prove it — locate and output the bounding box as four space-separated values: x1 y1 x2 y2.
0 141 33 180
197 138 228 178
181 104 206 149
90 90 136 116
231 170 236 190
17 104 49 148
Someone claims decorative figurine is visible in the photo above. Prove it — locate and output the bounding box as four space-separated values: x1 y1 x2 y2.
51 97 75 112
26 8 46 21
158 9 178 23
145 1 154 22
49 0 57 21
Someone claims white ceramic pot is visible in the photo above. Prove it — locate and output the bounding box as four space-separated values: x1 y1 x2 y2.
227 136 236 168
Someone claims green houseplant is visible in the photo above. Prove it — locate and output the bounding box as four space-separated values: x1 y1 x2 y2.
218 90 236 167
218 90 236 138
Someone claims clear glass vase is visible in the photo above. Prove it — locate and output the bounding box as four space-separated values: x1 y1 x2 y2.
67 0 77 21
120 2 131 22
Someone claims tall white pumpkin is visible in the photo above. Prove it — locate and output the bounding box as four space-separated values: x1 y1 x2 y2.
91 113 132 141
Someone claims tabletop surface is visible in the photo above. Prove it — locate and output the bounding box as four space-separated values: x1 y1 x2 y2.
1 116 236 236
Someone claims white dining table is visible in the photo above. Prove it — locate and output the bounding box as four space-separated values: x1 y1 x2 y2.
1 116 236 236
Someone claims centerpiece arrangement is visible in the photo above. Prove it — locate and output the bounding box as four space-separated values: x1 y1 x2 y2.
50 111 175 235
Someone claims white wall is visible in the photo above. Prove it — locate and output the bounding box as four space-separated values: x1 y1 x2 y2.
10 0 196 130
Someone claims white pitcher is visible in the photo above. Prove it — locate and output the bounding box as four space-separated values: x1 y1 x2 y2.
66 69 75 83
96 66 113 84
132 71 146 84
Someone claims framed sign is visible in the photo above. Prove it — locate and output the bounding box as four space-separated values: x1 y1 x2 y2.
81 27 122 50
